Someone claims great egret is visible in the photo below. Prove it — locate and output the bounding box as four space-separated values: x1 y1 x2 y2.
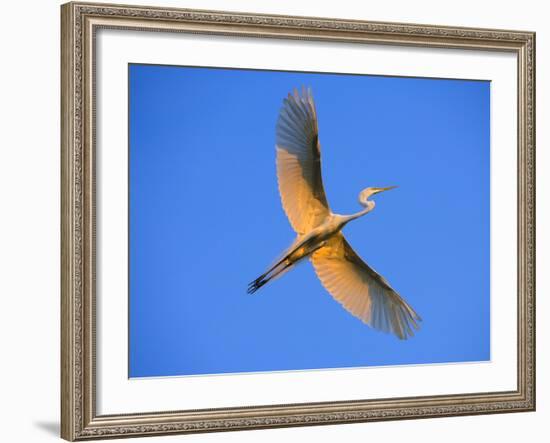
248 87 421 339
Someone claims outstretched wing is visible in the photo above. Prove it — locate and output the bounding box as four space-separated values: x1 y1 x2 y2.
276 88 330 235
311 234 421 339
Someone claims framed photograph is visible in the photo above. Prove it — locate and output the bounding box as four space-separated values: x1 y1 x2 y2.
61 1 536 440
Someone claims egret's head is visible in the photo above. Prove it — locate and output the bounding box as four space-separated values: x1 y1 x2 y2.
358 186 397 207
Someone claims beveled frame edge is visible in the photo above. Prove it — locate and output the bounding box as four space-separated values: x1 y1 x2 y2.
60 1 536 440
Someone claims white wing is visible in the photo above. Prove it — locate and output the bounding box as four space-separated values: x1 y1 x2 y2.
276 88 331 235
311 234 421 339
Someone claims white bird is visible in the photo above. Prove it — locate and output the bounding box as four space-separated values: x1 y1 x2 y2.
248 87 421 339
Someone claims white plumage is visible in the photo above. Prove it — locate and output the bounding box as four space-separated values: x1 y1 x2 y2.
248 87 421 340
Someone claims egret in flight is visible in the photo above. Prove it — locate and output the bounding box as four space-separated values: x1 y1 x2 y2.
248 88 421 339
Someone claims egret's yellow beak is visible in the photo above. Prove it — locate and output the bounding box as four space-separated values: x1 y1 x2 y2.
374 186 398 195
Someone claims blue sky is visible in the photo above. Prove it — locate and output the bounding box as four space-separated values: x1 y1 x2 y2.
129 64 490 378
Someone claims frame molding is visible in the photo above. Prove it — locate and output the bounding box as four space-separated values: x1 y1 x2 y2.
61 2 535 440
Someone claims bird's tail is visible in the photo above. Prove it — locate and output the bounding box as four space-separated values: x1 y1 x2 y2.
247 259 293 294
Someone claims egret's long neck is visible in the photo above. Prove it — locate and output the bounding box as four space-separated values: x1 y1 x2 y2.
344 201 375 224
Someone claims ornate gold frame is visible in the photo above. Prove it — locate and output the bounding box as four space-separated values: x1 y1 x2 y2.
61 1 536 440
